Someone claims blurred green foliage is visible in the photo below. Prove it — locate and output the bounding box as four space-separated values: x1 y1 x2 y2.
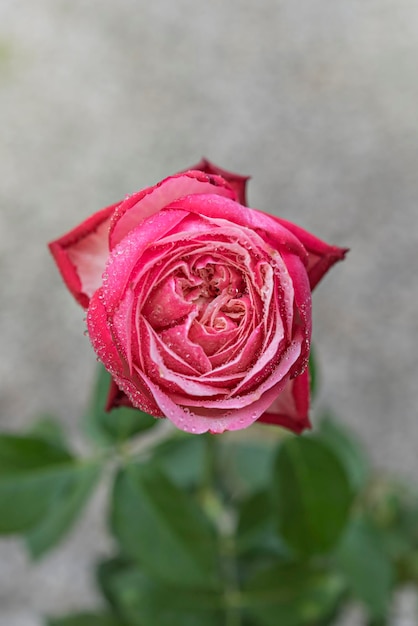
1 364 417 625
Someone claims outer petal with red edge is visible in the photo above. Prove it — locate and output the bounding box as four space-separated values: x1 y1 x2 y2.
257 369 311 433
48 202 119 308
106 371 311 435
109 170 236 249
106 378 140 411
48 170 237 308
185 158 250 205
165 194 309 266
268 215 348 289
87 289 162 417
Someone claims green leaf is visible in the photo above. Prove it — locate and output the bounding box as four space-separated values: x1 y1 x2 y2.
273 436 353 555
26 415 68 451
151 435 207 488
219 440 277 497
103 563 224 626
376 485 418 579
111 462 221 588
0 433 72 473
308 345 319 399
0 434 77 533
47 613 125 626
243 562 345 626
26 461 101 558
97 556 130 614
236 490 289 558
83 365 157 447
316 414 369 493
333 517 393 619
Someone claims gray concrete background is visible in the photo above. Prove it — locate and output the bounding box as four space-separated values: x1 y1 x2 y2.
1 0 418 624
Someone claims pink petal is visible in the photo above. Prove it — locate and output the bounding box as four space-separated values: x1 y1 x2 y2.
189 318 238 357
103 209 189 314
141 276 194 329
204 324 264 375
178 331 303 411
87 289 162 416
131 365 294 434
270 216 348 289
257 369 311 433
139 317 223 397
49 203 118 307
160 318 212 375
280 250 312 371
106 378 135 410
165 194 309 264
185 158 250 205
109 170 236 249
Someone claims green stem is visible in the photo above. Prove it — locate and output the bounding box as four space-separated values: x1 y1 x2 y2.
223 532 241 626
120 418 175 461
366 618 387 626
204 432 218 490
200 434 242 626
197 434 223 525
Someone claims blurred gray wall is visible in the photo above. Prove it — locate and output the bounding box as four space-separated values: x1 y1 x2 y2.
1 1 418 624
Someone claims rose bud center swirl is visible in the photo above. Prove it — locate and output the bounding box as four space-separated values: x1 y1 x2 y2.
118 226 296 408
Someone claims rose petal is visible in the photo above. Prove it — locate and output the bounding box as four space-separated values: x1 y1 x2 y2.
189 318 238 357
106 378 135 410
49 203 118 307
165 194 309 265
87 289 162 416
139 317 226 397
109 170 236 248
257 369 311 433
185 158 250 205
142 275 194 329
270 216 348 289
103 209 189 314
279 250 312 371
160 317 213 375
131 365 295 434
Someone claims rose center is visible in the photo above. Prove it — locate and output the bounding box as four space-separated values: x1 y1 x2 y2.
176 261 246 327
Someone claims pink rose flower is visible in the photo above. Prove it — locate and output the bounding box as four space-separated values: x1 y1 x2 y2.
49 160 346 434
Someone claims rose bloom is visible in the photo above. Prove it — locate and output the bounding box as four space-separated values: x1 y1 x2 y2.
49 160 346 434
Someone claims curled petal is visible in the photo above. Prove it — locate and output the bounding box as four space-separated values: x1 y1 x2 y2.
132 366 295 434
49 203 118 307
109 170 236 248
103 209 189 314
270 216 348 289
106 378 135 410
166 194 309 265
280 250 312 370
185 158 250 205
87 289 161 416
258 369 311 433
